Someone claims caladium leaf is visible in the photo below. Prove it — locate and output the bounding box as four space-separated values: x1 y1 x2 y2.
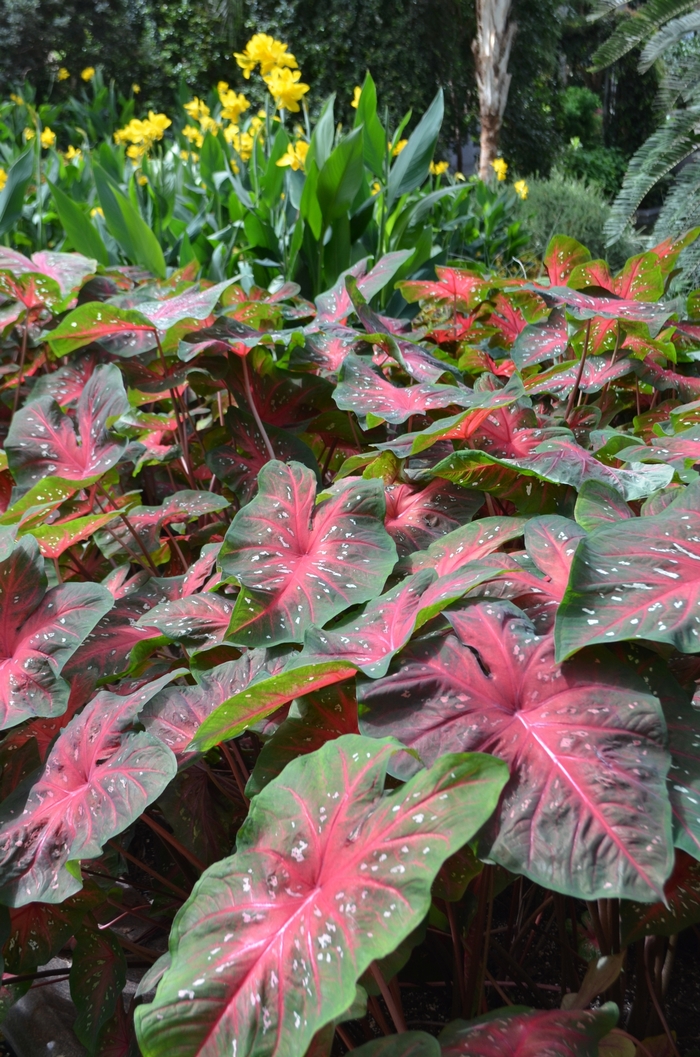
569 252 664 302
574 480 633 532
70 922 127 1052
359 602 672 900
0 536 113 730
27 352 98 408
523 353 635 398
96 491 230 562
620 851 700 945
384 481 483 557
46 302 157 358
398 267 489 310
297 328 357 373
511 307 569 368
523 515 586 591
303 570 437 677
405 516 527 577
334 354 472 427
437 1003 619 1057
5 363 129 492
315 253 411 324
509 439 674 501
204 409 320 505
0 671 181 905
220 461 397 647
543 235 592 286
3 883 105 973
556 482 700 660
343 1032 439 1057
133 278 236 329
136 593 235 652
430 449 569 516
158 762 242 868
134 734 508 1057
246 682 360 796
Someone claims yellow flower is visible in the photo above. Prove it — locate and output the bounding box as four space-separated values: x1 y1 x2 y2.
90 206 104 218
180 149 191 161
429 160 449 176
126 143 146 161
491 157 508 181
114 112 171 157
249 114 265 134
40 127 56 149
0 168 6 192
263 66 310 113
137 174 148 186
217 81 229 96
63 145 81 162
81 66 96 82
182 124 204 148
225 126 254 161
351 86 362 109
219 89 250 125
183 97 210 124
24 127 35 141
371 180 381 195
234 34 297 79
276 139 309 171
10 93 24 105
392 138 408 157
199 114 220 136
146 111 171 138
454 171 466 182
57 67 70 82
514 179 529 200
132 83 141 94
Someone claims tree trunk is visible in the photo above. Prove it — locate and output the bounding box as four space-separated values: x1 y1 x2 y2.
473 0 517 180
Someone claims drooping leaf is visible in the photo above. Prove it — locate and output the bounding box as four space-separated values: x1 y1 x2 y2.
334 354 472 427
543 235 592 286
556 481 700 660
3 884 105 974
46 302 156 359
430 449 570 515
0 536 113 730
383 480 483 557
437 1003 619 1057
219 461 397 647
136 593 234 653
5 363 129 492
405 516 528 577
359 602 672 900
70 922 127 1052
0 672 181 905
134 734 508 1057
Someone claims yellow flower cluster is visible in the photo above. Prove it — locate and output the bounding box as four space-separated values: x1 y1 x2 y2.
114 111 171 161
234 33 297 79
429 160 449 176
183 97 219 137
514 179 529 200
63 145 81 163
10 94 24 106
40 127 56 149
392 139 408 157
218 84 250 125
276 140 308 171
491 157 508 181
57 67 70 81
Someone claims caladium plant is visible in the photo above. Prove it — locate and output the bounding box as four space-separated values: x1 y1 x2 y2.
0 231 699 1055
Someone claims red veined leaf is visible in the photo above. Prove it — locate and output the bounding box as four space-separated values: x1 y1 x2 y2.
555 481 700 660
246 682 360 795
376 375 526 458
430 448 570 515
134 734 508 1057
93 998 137 1057
296 328 357 373
315 254 411 324
511 307 569 368
0 535 113 730
0 671 182 905
464 405 567 459
136 592 234 652
405 516 527 578
26 353 98 408
334 354 473 427
134 278 236 329
5 363 129 492
398 268 490 311
574 480 634 532
204 408 320 505
383 480 483 557
303 570 437 677
543 235 592 286
3 883 106 974
220 461 397 647
46 302 157 358
30 250 97 303
23 508 125 559
70 921 127 1052
359 601 672 900
649 228 700 276
228 355 334 429
621 850 700 945
411 554 529 629
570 252 664 302
437 1003 619 1057
375 333 461 384
523 515 586 594
524 353 635 398
632 358 700 403
96 491 230 561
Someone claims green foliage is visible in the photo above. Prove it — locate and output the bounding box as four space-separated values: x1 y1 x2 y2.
558 86 603 148
558 142 629 199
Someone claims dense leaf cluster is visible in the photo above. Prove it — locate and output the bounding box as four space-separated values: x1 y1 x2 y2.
1 228 700 1054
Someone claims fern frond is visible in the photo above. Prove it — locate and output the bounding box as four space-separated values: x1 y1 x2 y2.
592 0 700 69
640 10 700 70
605 106 700 242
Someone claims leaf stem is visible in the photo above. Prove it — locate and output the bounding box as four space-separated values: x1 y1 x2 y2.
241 355 275 462
12 315 30 414
565 317 592 423
107 840 190 900
369 963 406 1033
96 483 159 576
221 742 250 808
141 812 207 873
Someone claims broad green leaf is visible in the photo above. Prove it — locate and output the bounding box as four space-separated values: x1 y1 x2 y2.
317 128 365 226
46 301 155 358
0 150 34 238
353 72 387 176
387 89 444 208
48 180 109 266
135 734 508 1057
93 163 167 277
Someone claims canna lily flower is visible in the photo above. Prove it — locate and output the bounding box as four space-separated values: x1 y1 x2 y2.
224 126 254 160
199 114 220 136
182 124 204 148
184 97 210 124
234 34 297 79
491 157 508 181
263 66 310 113
351 86 362 109
429 160 449 176
90 206 104 218
276 140 309 171
371 180 382 195
81 66 96 82
132 83 141 94
454 171 466 181
57 67 70 81
10 93 24 106
392 138 408 157
0 167 6 191
514 179 529 200
220 89 250 125
63 145 81 162
24 127 35 141
40 127 56 149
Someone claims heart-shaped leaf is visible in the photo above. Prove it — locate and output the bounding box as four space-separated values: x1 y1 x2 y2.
220 461 397 647
334 354 472 427
134 734 508 1057
384 481 482 557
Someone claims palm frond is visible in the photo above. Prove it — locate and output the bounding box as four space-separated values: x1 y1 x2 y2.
653 154 700 290
605 105 700 241
592 0 700 69
640 9 700 70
